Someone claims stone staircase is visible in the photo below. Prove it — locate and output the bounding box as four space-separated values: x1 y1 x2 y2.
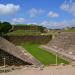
47 32 75 52
42 32 75 61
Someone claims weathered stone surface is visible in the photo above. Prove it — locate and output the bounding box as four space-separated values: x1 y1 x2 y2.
0 37 41 66
3 35 52 45
45 32 75 61
47 32 75 52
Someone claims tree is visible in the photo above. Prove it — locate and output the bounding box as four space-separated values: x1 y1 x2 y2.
38 26 45 32
0 21 12 35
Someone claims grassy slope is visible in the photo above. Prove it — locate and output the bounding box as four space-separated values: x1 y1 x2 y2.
64 29 75 32
7 30 41 36
21 43 69 65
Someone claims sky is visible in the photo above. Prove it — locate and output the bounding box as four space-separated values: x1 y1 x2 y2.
0 0 75 29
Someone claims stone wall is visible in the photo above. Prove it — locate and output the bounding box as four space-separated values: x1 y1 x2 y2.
3 35 52 45
0 49 31 66
47 32 75 51
13 25 39 31
0 36 42 66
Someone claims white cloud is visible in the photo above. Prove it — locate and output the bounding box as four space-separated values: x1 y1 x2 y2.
0 4 20 15
11 18 75 28
28 8 45 18
48 11 59 18
40 19 75 29
12 18 26 24
40 21 61 28
60 0 75 16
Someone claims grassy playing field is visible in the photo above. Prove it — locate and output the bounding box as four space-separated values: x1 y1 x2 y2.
21 43 69 66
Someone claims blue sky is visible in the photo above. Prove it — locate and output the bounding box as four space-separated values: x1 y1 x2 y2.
0 0 75 28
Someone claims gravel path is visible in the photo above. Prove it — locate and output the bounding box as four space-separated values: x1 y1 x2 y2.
1 65 75 75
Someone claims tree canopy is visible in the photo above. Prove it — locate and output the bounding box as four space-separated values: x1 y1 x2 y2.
0 21 12 35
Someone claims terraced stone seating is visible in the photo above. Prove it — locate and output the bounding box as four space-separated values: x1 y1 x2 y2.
46 32 75 61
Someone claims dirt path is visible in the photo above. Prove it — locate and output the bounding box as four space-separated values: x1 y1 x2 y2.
1 65 75 75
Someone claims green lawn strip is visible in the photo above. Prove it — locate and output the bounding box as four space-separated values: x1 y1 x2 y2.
21 43 69 66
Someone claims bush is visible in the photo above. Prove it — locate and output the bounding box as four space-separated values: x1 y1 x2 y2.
0 21 12 35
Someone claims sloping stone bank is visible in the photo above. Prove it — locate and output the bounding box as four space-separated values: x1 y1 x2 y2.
3 35 52 45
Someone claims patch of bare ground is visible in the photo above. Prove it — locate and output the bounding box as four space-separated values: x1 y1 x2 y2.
1 65 75 75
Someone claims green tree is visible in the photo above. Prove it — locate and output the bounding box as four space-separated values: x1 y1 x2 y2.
38 26 45 32
0 21 12 35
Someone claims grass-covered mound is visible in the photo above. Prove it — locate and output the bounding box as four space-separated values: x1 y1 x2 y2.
21 43 69 66
6 30 41 36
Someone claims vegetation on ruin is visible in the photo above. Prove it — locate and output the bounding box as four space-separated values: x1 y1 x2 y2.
6 30 42 36
14 24 46 32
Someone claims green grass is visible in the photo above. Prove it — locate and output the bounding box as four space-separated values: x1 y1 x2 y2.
64 29 75 32
21 43 69 66
7 30 41 36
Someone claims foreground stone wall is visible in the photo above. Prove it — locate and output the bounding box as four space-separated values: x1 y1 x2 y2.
0 37 42 66
3 35 52 45
0 49 31 66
